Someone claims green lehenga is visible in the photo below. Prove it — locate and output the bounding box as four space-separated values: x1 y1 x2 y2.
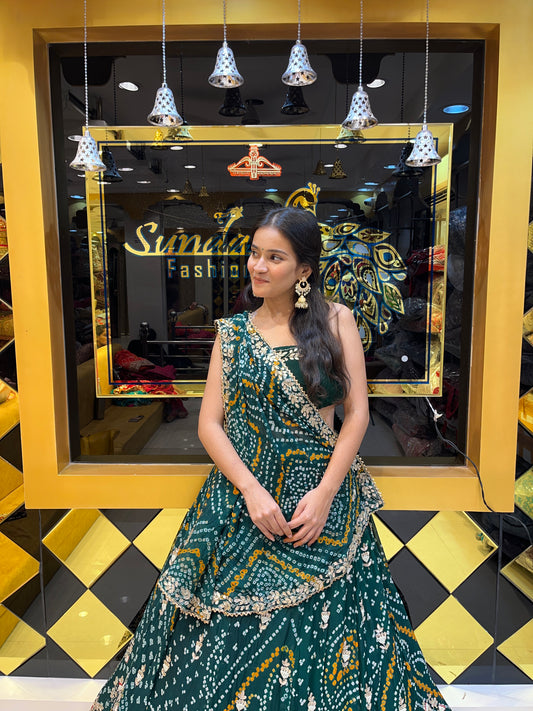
90 312 450 711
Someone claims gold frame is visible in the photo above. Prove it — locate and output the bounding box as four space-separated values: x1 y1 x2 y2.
0 1 531 510
88 123 451 398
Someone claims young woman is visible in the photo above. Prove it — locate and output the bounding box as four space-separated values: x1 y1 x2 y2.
91 207 450 711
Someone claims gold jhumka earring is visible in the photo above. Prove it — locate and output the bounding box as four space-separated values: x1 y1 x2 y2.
295 279 311 309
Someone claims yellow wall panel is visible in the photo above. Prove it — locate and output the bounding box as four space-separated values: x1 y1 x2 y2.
0 0 531 509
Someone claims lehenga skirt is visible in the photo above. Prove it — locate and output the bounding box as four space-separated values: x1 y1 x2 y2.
90 520 449 711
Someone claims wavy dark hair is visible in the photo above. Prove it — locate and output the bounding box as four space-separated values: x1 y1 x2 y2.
243 206 349 405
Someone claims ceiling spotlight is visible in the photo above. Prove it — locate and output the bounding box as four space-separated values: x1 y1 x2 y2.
184 164 196 169
137 180 151 184
357 187 372 192
365 181 379 186
324 163 334 168
68 134 84 142
443 104 470 114
170 145 184 151
384 164 397 169
118 81 139 92
265 188 278 193
167 188 180 193
334 143 348 149
367 78 385 88
118 167 134 172
69 194 85 199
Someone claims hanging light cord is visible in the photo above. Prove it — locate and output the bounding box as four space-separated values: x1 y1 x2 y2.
358 0 364 87
297 0 301 42
423 0 429 125
112 59 117 125
83 0 88 129
223 0 227 43
162 0 167 85
400 52 405 123
180 54 185 119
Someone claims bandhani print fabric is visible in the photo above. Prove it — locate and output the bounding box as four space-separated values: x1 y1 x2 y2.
91 311 450 711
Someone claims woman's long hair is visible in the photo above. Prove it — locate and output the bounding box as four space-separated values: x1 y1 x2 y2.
243 206 350 405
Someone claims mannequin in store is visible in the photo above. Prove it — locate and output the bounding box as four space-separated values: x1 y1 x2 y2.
90 207 449 711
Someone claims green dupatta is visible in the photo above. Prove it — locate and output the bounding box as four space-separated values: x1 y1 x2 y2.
157 312 383 621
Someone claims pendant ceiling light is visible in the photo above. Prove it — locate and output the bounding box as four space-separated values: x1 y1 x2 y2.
406 0 441 167
183 177 195 195
281 86 310 115
219 87 247 117
70 0 105 172
329 159 348 179
393 54 423 178
282 0 317 86
208 0 244 88
94 61 123 180
148 0 183 126
312 160 326 176
342 0 378 131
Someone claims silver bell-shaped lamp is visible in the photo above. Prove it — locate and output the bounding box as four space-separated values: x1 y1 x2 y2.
208 41 244 88
342 86 378 130
208 1 244 88
148 83 183 126
342 0 378 131
406 125 441 167
406 0 441 168
148 0 183 126
70 128 106 172
282 41 317 86
69 0 105 173
282 1 316 86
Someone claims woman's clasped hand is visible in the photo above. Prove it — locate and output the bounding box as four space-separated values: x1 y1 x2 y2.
243 480 333 546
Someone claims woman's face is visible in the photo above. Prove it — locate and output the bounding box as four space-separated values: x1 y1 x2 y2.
248 226 311 303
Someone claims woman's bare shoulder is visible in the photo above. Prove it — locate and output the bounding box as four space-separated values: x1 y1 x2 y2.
327 301 356 324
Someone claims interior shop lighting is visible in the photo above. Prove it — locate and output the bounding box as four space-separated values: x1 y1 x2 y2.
367 78 385 88
443 104 469 114
405 0 441 167
342 0 378 130
282 0 317 86
118 81 139 91
334 143 348 149
208 0 244 88
137 180 151 184
265 188 278 193
70 194 85 199
324 163 334 168
167 188 180 193
170 145 184 151
184 164 196 169
68 134 83 142
69 0 105 172
118 167 134 172
384 164 397 169
147 0 183 126
365 181 379 185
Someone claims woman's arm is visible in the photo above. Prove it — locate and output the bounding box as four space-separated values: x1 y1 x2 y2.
198 334 293 541
316 303 369 498
285 304 369 546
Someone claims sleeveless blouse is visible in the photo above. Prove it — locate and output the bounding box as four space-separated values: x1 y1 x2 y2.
273 344 343 409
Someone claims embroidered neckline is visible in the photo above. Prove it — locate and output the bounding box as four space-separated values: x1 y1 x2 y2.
248 310 299 351
246 311 338 442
